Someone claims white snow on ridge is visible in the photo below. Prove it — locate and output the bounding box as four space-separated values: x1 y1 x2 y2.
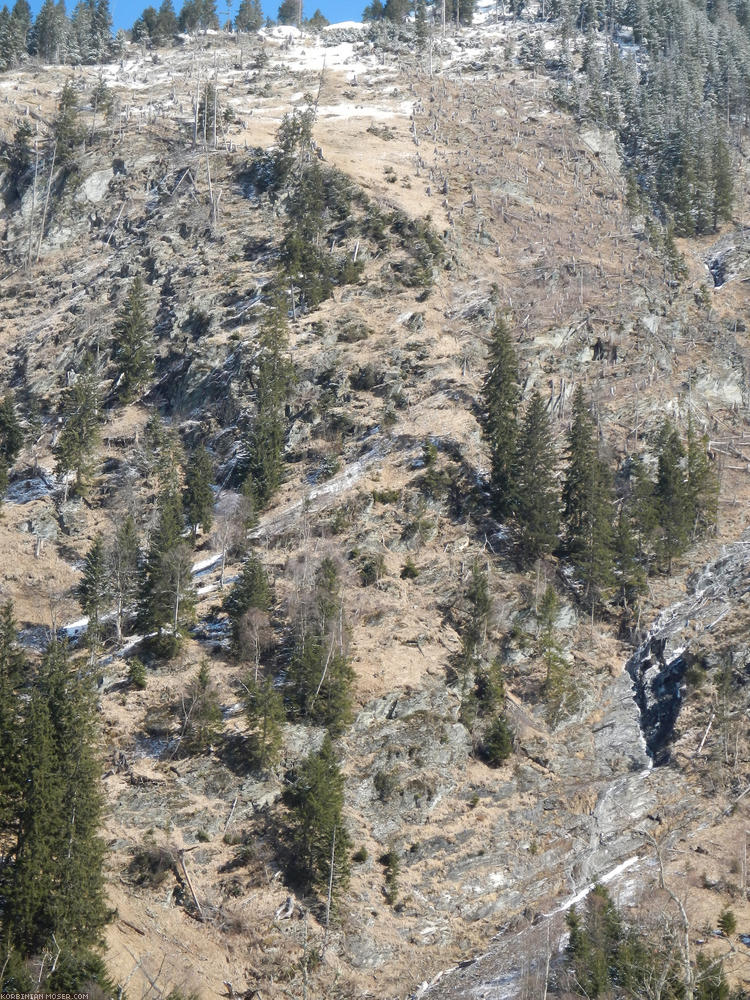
543 855 642 917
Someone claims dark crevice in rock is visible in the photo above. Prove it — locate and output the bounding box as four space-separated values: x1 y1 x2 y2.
627 637 688 764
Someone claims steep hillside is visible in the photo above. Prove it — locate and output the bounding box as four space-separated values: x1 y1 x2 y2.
1 17 750 1000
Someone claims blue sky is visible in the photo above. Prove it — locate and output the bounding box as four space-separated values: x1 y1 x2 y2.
28 0 363 32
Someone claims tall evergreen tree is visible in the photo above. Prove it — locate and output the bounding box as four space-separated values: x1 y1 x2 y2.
0 393 23 465
512 391 559 565
4 682 60 956
29 0 67 62
154 0 177 37
0 602 25 853
480 317 520 520
138 482 195 651
183 444 214 538
284 732 351 900
54 364 101 498
686 415 718 541
561 386 614 608
52 79 83 165
3 641 108 973
712 137 733 230
179 661 222 754
76 533 108 649
277 0 298 24
223 551 271 651
612 506 646 613
654 420 690 573
414 0 427 48
0 392 23 504
107 514 140 643
244 673 284 771
287 557 353 735
234 0 262 29
113 275 153 404
244 304 294 509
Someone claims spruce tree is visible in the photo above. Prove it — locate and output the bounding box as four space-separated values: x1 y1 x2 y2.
77 533 108 649
5 684 60 955
630 453 658 571
287 557 354 736
179 661 222 754
712 137 733 230
284 732 351 900
107 514 140 643
483 714 513 766
138 484 195 651
53 81 83 166
0 393 24 466
184 444 214 538
244 673 284 770
234 0 262 30
654 420 690 573
561 386 614 609
244 305 294 509
512 391 559 565
223 551 271 652
0 602 25 851
39 642 107 955
113 275 153 404
686 415 718 540
155 0 177 37
54 364 101 498
455 561 491 719
480 317 520 519
415 0 427 48
612 507 646 612
4 641 107 966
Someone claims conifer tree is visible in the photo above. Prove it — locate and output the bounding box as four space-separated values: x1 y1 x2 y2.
0 602 25 851
113 275 153 404
77 533 108 649
287 557 354 735
54 364 101 498
284 732 351 900
223 552 271 651
686 415 718 541
155 0 177 37
107 514 140 643
561 386 614 609
612 507 646 612
5 683 60 955
244 304 294 509
244 673 284 770
480 317 520 519
483 714 513 765
184 444 214 538
455 561 491 717
4 641 107 968
138 483 195 651
415 0 427 48
234 0 261 30
0 393 24 466
538 584 572 724
630 453 658 571
52 80 83 166
712 138 733 230
654 420 690 573
179 661 222 754
512 391 559 565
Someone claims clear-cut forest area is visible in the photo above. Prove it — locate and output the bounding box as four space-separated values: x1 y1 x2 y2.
1 0 750 996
